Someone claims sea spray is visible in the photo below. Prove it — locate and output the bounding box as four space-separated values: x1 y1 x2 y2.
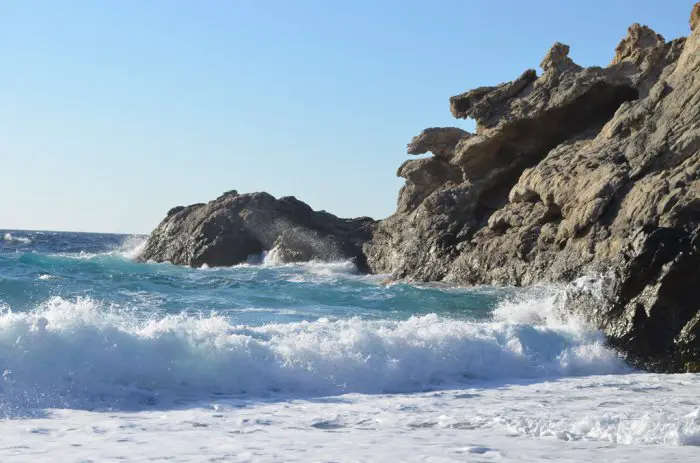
0 290 627 410
117 235 149 260
2 232 31 244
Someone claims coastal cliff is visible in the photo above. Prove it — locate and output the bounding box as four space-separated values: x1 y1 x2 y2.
365 4 700 371
141 4 699 372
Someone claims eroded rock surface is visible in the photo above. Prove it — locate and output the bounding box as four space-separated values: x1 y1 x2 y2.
365 4 700 371
139 191 375 271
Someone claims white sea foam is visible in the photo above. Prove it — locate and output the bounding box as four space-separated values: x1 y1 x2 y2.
492 284 588 330
261 247 285 266
1 287 698 460
498 401 700 446
116 234 148 259
0 291 627 412
57 235 148 261
284 259 358 276
2 233 31 244
190 250 359 277
261 249 358 275
1 374 698 461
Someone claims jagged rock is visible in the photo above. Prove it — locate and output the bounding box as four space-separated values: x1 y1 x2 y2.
365 3 700 371
406 127 471 157
396 157 462 213
366 37 643 282
166 206 186 217
612 24 666 68
217 189 238 199
610 226 700 370
565 226 700 372
139 191 375 270
540 42 582 75
449 69 537 128
692 3 700 31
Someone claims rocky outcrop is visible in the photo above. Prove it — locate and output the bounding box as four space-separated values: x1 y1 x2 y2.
407 127 471 157
365 4 700 371
139 191 375 271
139 4 699 371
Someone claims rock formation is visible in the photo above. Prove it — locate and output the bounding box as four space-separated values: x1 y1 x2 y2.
139 191 375 271
141 4 699 372
364 4 700 371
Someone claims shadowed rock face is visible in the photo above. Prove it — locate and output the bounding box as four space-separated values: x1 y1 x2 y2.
139 191 375 271
365 4 700 371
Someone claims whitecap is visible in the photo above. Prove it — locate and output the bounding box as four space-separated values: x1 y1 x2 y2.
0 292 629 411
2 233 31 244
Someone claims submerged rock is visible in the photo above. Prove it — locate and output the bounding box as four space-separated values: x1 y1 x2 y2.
364 3 700 371
139 192 375 271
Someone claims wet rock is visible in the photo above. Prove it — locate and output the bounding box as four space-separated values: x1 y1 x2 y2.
139 192 375 270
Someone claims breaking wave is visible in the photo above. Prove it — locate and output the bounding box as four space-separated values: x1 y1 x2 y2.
52 235 148 261
2 233 31 244
0 288 628 411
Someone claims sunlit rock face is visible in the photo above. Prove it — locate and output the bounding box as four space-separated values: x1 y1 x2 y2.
364 3 700 371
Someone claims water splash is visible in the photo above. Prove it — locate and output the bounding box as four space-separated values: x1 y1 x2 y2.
2 233 31 244
0 290 628 411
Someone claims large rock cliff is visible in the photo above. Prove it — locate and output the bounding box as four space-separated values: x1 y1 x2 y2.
364 5 700 371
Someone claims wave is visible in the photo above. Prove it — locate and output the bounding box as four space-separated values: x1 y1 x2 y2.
2 233 31 244
61 235 356 278
203 250 361 277
116 235 148 259
257 248 358 274
263 259 359 277
51 235 148 261
0 289 628 411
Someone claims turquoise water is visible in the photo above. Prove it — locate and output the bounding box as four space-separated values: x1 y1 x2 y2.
0 230 500 324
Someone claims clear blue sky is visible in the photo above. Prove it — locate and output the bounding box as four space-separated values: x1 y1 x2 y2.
1 1 695 234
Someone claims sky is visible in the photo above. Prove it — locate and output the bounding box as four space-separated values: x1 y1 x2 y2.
1 0 696 234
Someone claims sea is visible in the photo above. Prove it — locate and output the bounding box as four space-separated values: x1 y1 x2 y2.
0 229 698 462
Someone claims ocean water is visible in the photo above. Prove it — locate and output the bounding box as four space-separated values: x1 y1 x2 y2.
0 229 698 462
